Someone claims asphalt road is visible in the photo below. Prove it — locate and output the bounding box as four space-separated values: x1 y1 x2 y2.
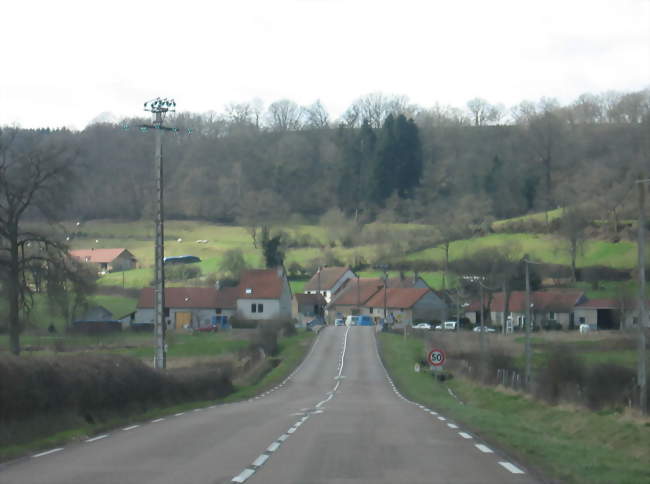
1 327 540 484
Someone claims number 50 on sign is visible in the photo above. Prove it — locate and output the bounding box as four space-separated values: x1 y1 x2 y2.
427 348 446 367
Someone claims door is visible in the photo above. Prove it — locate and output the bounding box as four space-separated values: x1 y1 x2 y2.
175 311 192 330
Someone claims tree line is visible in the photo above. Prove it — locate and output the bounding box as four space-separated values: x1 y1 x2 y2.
12 88 644 227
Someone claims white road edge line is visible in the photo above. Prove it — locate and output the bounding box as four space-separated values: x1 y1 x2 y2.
232 468 255 483
85 434 108 443
267 442 281 453
32 448 63 458
175 412 185 416
447 423 458 429
475 444 494 453
122 425 140 431
252 454 269 467
278 434 288 442
459 432 472 439
151 418 165 423
499 461 525 474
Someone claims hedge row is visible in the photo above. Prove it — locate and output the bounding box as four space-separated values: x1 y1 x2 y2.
0 353 233 421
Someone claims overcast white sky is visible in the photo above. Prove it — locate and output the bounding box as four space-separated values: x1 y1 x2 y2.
1 0 648 129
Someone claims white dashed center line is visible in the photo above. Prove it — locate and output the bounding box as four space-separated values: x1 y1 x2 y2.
499 461 525 474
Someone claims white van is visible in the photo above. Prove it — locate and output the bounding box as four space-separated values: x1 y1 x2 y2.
442 321 457 331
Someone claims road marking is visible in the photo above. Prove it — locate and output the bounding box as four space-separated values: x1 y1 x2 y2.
175 412 185 416
287 427 296 434
499 461 525 474
475 444 494 453
430 411 438 415
151 418 165 423
193 408 202 412
447 423 458 429
122 425 140 431
232 468 255 482
252 454 269 467
33 448 63 458
85 434 108 443
437 416 446 421
459 432 472 439
278 434 288 442
313 409 324 414
209 405 216 409
267 442 280 452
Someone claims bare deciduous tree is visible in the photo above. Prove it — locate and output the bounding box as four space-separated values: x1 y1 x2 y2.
0 129 77 355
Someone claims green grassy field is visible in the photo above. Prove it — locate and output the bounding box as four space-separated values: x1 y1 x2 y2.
379 333 650 484
491 208 564 229
406 233 637 269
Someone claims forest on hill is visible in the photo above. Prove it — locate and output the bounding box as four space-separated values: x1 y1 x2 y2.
2 88 649 230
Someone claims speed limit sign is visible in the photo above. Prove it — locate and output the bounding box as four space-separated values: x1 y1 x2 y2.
427 348 446 367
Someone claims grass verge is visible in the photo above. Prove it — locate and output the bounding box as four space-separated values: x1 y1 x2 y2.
0 330 315 462
378 332 650 484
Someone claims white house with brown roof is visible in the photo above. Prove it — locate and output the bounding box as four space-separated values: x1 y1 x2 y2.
304 266 356 303
293 293 327 325
70 248 137 273
235 267 292 321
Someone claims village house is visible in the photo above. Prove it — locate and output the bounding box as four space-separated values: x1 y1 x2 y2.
135 287 233 330
235 267 293 321
363 287 448 325
327 277 384 320
69 248 137 273
293 293 327 326
465 290 587 330
303 266 356 303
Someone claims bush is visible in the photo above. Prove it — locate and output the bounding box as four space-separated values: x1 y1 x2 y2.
535 349 585 404
165 264 202 281
0 353 233 422
584 363 635 410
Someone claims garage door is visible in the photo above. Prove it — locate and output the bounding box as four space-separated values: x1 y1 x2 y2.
175 311 192 330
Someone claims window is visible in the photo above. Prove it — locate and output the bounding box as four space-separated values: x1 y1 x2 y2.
258 303 264 313
215 308 222 314
369 307 373 314
245 288 252 295
251 303 257 313
548 311 556 320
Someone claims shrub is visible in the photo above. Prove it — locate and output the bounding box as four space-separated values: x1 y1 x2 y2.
584 363 635 410
165 264 202 281
535 348 585 404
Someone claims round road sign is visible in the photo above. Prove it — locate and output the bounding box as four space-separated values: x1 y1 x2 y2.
427 348 446 367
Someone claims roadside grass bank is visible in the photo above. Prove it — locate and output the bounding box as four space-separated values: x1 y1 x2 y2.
377 333 650 484
0 330 315 462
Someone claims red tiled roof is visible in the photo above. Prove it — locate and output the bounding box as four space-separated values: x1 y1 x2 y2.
238 269 285 299
304 266 351 291
467 290 585 313
295 293 326 305
576 299 618 309
215 286 238 308
366 288 430 309
70 248 134 264
138 287 220 309
329 278 384 306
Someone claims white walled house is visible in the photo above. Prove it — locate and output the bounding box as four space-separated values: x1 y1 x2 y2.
235 267 292 321
304 266 356 304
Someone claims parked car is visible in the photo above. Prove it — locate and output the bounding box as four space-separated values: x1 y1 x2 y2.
442 321 457 331
345 315 360 326
358 315 374 326
413 322 432 330
473 326 496 333
334 318 345 326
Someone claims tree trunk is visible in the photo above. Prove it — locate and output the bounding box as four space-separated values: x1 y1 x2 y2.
8 225 21 355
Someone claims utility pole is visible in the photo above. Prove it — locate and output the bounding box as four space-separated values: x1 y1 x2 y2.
479 282 485 357
524 256 532 389
142 97 176 370
637 179 648 414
